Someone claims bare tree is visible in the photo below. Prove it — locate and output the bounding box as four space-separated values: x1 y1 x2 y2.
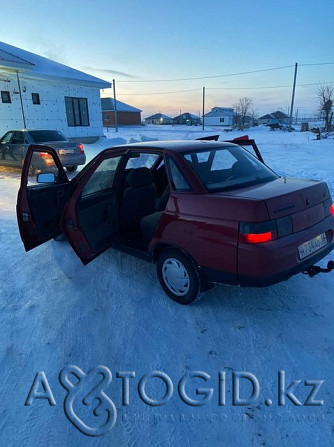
317 84 333 132
249 107 259 126
234 97 253 128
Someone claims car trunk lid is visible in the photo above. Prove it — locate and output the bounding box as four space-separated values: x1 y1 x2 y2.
223 177 330 232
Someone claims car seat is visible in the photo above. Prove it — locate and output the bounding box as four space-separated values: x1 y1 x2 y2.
119 167 156 231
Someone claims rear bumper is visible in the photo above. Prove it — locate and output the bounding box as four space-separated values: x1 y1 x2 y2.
238 242 334 287
58 154 86 167
237 214 334 287
202 215 334 288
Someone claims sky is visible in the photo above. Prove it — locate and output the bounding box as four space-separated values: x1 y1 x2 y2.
1 0 334 118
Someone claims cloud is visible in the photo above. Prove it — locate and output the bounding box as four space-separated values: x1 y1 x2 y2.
84 67 138 79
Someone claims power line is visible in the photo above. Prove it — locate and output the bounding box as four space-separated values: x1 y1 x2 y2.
116 65 294 83
116 81 334 97
300 62 334 67
207 81 334 91
115 62 334 84
118 88 202 96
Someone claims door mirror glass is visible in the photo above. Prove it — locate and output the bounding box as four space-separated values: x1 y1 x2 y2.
37 172 56 184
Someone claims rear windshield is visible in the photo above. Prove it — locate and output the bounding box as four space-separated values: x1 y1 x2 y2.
29 130 67 143
183 145 278 192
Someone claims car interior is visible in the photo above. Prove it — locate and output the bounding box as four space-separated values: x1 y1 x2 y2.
118 158 170 247
76 152 171 254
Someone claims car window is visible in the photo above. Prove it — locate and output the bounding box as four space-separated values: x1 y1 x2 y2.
183 145 278 192
125 152 159 169
1 131 14 144
166 157 191 191
82 156 122 197
12 131 24 144
29 130 67 143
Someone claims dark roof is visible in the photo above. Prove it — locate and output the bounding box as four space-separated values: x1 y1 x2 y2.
173 112 200 120
259 111 289 120
145 113 172 120
272 110 289 119
259 113 274 120
101 97 141 113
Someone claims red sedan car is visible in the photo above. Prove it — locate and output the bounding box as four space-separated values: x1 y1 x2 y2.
17 138 334 304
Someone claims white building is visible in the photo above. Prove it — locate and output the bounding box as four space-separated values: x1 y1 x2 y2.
0 42 111 141
204 107 234 126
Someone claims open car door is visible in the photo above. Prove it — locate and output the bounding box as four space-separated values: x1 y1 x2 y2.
61 150 124 265
17 144 70 251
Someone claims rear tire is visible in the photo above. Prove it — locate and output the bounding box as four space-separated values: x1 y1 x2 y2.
157 249 202 304
66 165 77 172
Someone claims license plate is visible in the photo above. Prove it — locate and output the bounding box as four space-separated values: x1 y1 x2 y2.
58 149 74 155
298 233 327 260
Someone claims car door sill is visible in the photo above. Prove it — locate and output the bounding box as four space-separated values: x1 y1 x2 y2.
112 237 152 262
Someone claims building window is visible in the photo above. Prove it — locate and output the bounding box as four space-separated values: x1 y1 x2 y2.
220 117 225 123
104 114 109 121
32 93 40 105
65 96 90 127
1 91 11 103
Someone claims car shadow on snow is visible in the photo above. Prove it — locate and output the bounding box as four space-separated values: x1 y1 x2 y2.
50 237 321 320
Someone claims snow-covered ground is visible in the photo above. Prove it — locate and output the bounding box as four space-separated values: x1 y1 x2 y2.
0 125 333 446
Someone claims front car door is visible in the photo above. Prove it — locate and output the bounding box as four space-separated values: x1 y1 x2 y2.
9 131 26 167
17 145 70 251
0 131 14 166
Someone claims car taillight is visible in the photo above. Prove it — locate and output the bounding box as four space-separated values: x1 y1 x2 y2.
244 232 273 244
239 216 293 244
77 144 84 153
330 204 334 215
239 221 277 244
38 152 51 158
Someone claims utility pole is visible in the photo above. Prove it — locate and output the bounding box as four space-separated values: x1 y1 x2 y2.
16 71 26 128
202 86 205 131
289 63 298 132
113 79 118 132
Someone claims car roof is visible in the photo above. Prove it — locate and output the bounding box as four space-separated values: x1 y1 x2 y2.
115 140 238 153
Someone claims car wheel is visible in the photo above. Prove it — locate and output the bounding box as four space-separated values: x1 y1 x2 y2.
66 165 77 172
28 164 36 177
157 249 202 304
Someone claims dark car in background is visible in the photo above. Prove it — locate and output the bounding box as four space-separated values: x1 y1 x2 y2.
0 129 86 175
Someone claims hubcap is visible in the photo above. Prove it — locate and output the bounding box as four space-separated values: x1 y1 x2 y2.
162 258 190 296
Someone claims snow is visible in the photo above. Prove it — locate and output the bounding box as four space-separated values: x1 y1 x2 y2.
0 125 333 446
0 41 110 88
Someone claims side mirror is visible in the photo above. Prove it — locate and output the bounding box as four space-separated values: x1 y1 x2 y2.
36 172 56 184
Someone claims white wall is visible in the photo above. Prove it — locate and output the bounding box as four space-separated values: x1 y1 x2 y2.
204 115 233 126
0 73 103 139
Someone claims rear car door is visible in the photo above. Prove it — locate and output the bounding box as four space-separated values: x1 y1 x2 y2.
61 150 124 264
17 145 71 251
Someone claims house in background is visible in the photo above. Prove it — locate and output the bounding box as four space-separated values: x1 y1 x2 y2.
101 98 142 126
173 112 201 126
144 113 173 125
258 111 290 125
0 41 110 141
203 107 234 126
